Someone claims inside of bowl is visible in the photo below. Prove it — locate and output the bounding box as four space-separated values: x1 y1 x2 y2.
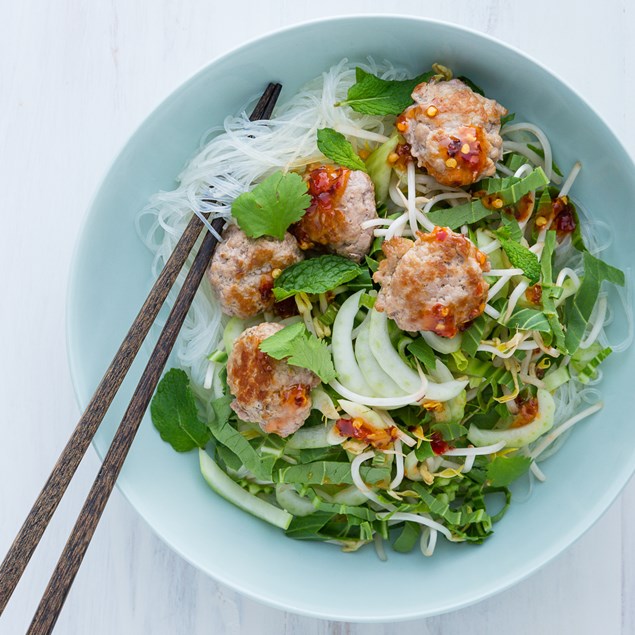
67 16 635 621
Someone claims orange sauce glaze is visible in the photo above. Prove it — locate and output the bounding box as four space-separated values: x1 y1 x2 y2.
335 417 397 450
291 166 350 250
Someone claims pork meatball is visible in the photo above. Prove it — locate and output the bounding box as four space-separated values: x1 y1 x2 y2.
397 79 507 187
373 226 490 337
291 166 377 262
226 322 320 437
207 224 303 319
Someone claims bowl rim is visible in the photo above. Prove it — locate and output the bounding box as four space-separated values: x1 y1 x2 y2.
66 13 635 622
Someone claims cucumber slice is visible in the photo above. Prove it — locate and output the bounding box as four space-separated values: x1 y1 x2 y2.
368 309 421 392
275 484 316 517
199 450 292 529
355 317 404 396
365 133 399 204
332 290 374 395
223 317 247 354
467 389 556 448
286 423 339 449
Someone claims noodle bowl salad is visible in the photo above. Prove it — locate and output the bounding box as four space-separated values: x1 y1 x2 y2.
139 60 631 557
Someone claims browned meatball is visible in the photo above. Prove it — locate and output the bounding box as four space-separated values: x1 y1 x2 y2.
373 226 490 337
207 224 303 319
291 166 377 262
226 322 320 437
397 79 507 187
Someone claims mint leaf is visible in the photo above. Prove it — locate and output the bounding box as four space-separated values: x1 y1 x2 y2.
565 252 625 353
316 128 367 172
506 307 551 332
259 323 336 383
497 235 541 284
150 369 210 452
337 67 433 116
486 455 531 487
273 254 363 301
232 171 311 240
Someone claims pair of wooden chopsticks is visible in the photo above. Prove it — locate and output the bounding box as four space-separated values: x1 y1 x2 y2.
0 82 282 634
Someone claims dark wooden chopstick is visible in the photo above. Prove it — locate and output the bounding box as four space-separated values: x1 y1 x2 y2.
0 83 281 632
28 218 225 635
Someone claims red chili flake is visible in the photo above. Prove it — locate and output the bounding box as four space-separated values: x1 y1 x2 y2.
447 138 463 157
511 396 539 428
430 431 451 455
435 229 448 242
553 197 576 235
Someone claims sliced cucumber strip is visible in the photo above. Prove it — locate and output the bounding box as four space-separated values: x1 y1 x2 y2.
275 484 316 517
286 422 339 449
332 290 374 395
425 379 469 402
365 133 399 204
338 400 388 429
355 317 404 397
467 389 556 448
199 450 292 529
310 386 340 420
421 331 463 354
368 309 421 393
223 317 247 354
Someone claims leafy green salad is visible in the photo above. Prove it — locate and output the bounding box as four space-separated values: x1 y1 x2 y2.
145 61 629 558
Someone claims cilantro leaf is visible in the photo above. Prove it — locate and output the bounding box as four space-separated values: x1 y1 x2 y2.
565 252 625 353
259 323 336 383
486 455 531 487
496 234 541 284
337 67 434 116
273 254 363 301
150 369 210 452
232 171 311 240
316 128 367 172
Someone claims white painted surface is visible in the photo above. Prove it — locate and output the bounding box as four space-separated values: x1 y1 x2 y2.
0 1 633 633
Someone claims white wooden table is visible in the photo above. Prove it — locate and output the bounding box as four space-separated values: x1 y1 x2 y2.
1 2 634 633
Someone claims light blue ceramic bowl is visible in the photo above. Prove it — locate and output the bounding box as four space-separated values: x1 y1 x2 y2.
67 16 635 621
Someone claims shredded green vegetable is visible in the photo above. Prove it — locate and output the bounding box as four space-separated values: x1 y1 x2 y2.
148 60 628 560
